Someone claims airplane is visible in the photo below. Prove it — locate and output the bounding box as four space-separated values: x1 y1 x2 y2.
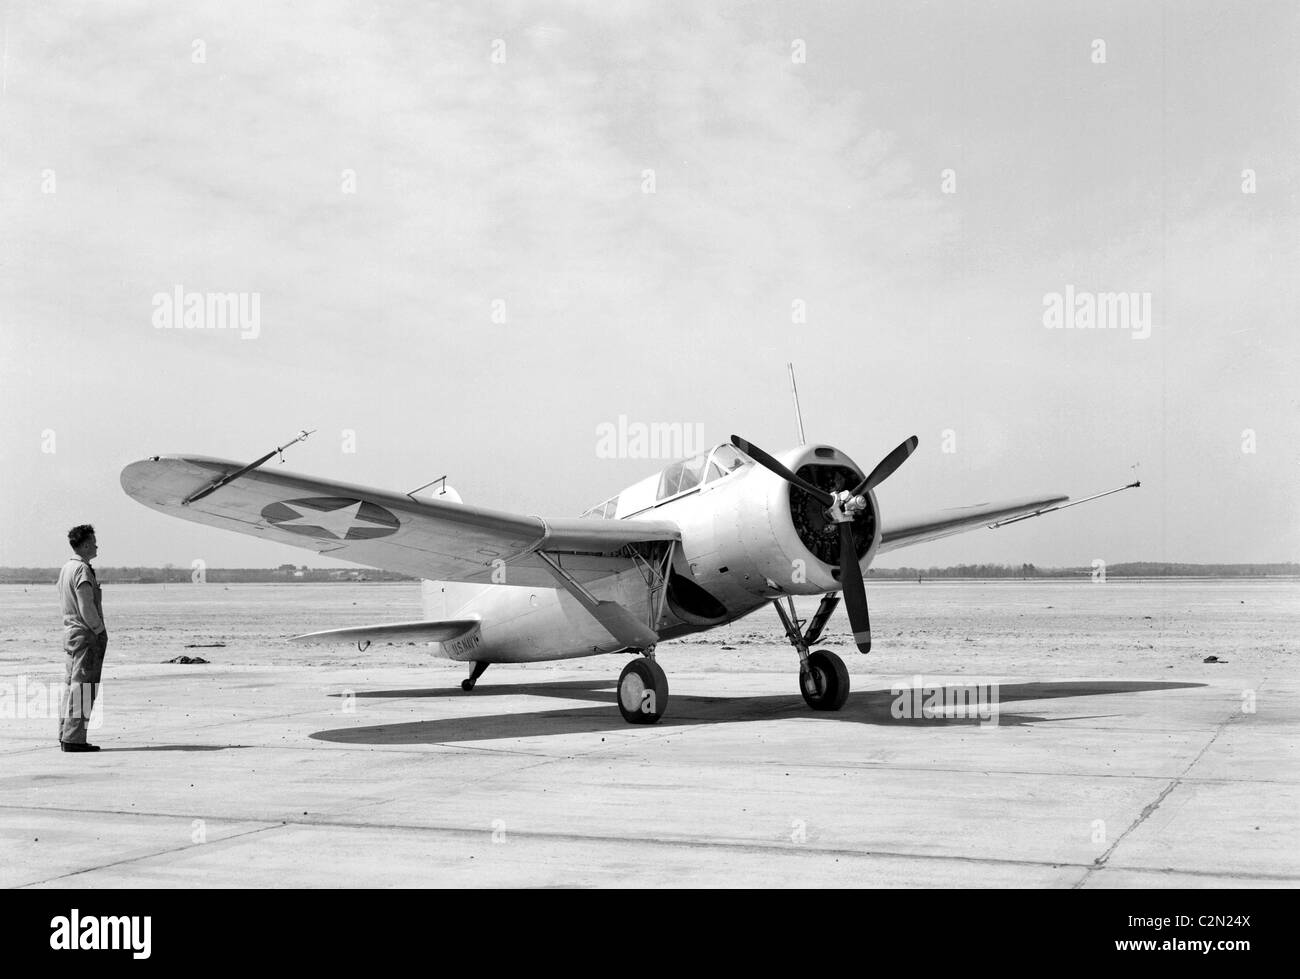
120 405 1138 725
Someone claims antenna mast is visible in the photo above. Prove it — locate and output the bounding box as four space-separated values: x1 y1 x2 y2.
787 362 807 446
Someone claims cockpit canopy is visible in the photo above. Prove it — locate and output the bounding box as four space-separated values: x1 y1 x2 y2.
580 495 620 520
581 443 753 519
656 443 749 499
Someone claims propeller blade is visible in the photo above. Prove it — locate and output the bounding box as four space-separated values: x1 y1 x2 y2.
730 435 834 506
839 522 871 653
854 435 919 496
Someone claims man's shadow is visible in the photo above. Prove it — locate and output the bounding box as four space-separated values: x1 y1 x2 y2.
97 744 250 752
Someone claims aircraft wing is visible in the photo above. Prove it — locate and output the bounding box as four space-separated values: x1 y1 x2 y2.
876 493 1071 554
120 455 680 587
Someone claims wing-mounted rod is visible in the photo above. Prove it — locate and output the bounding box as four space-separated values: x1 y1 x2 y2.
182 429 316 505
987 480 1140 528
878 480 1142 554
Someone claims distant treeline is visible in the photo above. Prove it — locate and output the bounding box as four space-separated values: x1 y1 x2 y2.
870 562 1300 579
0 565 416 584
1 562 1296 584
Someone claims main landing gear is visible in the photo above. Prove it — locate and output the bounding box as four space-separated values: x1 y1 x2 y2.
774 596 850 711
799 649 849 710
617 650 668 724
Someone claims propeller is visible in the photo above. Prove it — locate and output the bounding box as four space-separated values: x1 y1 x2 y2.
854 435 918 496
730 434 919 654
729 436 835 507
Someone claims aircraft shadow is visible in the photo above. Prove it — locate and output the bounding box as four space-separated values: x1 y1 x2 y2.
312 679 1204 746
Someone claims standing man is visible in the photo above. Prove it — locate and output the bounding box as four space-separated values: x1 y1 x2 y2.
57 524 107 752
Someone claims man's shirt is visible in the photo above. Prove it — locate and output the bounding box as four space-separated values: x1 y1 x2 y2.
57 557 104 634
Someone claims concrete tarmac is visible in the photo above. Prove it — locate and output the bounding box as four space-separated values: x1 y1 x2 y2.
3 661 1295 887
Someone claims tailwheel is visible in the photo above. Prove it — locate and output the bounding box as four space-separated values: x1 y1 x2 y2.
800 649 850 711
461 660 490 692
618 657 669 724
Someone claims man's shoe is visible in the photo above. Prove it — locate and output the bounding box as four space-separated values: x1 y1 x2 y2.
60 741 100 752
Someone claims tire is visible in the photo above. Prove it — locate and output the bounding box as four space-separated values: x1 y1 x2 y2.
800 649 850 711
618 657 669 724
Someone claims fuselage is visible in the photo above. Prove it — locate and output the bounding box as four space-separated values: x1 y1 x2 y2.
424 443 878 664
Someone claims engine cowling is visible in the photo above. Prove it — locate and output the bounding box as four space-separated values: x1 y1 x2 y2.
735 444 880 596
668 444 881 621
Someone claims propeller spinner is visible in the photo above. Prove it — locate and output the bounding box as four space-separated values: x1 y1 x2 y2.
730 434 919 654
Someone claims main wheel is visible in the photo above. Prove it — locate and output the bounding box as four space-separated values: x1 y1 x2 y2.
618 657 669 724
800 649 850 711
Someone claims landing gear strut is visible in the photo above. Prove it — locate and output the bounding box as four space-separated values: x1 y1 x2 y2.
774 596 850 711
617 651 668 724
461 661 490 692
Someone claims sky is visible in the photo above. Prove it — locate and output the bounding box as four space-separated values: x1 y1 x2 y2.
1 0 1297 569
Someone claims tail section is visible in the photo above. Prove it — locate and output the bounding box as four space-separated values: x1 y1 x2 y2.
421 578 489 619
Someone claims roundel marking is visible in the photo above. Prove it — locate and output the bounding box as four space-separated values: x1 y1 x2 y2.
261 497 399 541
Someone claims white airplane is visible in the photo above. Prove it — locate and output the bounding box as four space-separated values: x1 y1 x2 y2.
121 415 1138 725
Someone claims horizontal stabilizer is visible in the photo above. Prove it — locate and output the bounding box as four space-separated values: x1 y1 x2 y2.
290 618 480 645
